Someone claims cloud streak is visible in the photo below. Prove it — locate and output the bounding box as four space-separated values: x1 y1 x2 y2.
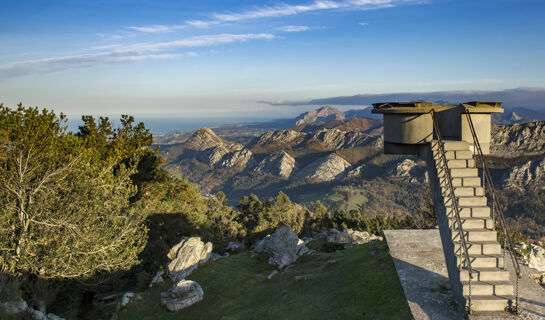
277 25 311 32
129 0 422 33
127 24 185 33
0 33 276 78
258 88 545 109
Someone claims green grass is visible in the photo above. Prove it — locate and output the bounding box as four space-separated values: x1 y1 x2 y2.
118 241 412 320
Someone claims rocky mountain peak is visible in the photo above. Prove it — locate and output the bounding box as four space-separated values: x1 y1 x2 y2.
294 106 345 126
185 127 242 151
247 129 308 150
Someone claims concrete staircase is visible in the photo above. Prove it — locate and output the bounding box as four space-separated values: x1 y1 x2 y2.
427 140 514 312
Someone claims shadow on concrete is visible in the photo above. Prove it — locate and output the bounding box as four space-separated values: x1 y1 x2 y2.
391 257 464 320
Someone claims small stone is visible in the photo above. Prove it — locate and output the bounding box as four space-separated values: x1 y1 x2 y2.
120 292 134 307
149 271 164 287
294 275 308 281
267 270 279 279
327 259 337 264
226 241 245 252
160 280 204 312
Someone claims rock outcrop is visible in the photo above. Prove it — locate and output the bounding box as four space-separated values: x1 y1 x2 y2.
247 130 307 150
385 158 429 183
160 280 204 312
247 128 381 151
0 298 65 320
309 128 382 149
198 146 229 167
294 106 345 126
491 120 545 155
345 164 365 179
217 148 255 169
253 151 296 178
326 228 381 245
528 245 545 272
254 226 309 268
293 153 351 183
504 156 545 190
167 237 213 282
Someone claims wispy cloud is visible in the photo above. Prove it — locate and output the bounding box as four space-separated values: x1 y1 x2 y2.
277 25 311 32
129 0 423 33
359 22 369 26
127 24 185 33
0 33 276 78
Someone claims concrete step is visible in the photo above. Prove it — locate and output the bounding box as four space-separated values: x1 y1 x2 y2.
432 141 471 151
442 176 481 187
457 254 504 269
460 268 510 282
442 186 484 197
455 241 501 255
462 281 513 296
465 295 512 312
444 196 487 207
440 150 474 160
447 159 476 168
436 167 478 178
450 168 479 178
449 217 494 230
456 206 491 218
453 229 497 242
458 196 487 207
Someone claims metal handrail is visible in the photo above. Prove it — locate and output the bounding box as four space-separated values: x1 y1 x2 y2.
430 110 474 311
462 108 521 277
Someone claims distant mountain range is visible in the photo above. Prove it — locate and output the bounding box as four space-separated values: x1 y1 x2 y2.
155 104 545 238
153 106 379 145
492 106 545 125
259 87 545 110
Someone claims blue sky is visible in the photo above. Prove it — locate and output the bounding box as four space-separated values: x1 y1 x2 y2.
1 0 544 119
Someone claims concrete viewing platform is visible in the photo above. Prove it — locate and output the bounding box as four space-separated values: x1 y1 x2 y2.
384 229 545 320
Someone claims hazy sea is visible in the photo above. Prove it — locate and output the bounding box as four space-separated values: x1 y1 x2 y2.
66 116 273 135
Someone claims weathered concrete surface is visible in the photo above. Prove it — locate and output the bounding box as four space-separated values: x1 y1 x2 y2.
385 229 545 320
384 229 464 320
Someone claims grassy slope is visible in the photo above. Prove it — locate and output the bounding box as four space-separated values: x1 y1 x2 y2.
118 241 412 320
